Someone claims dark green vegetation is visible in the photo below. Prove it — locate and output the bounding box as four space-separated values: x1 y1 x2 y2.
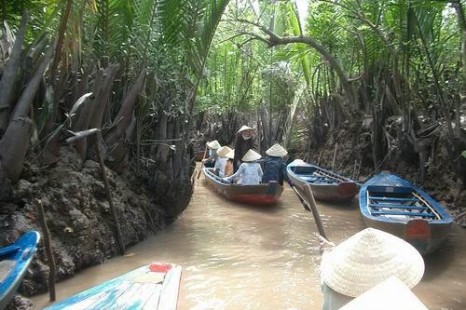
0 0 466 303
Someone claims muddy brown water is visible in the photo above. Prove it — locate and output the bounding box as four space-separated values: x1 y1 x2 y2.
32 175 466 309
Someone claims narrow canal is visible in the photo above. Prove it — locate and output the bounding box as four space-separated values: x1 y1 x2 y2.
33 174 466 309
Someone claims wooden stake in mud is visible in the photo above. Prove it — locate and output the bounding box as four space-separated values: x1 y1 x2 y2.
66 128 125 255
34 198 56 301
196 146 208 179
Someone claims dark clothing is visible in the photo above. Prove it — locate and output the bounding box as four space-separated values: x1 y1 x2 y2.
261 156 287 185
233 135 254 172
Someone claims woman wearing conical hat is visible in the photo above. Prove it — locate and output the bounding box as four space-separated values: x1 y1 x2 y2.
214 146 233 178
233 125 255 173
262 143 288 185
224 149 263 185
202 140 221 167
320 228 425 310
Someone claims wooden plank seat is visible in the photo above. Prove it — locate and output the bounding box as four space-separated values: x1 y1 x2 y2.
369 203 425 211
369 196 419 202
370 210 436 218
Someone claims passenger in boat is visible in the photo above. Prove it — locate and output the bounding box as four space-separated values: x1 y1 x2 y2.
262 143 288 185
320 228 424 310
224 149 263 185
202 140 221 167
215 146 233 177
233 125 256 172
224 149 235 177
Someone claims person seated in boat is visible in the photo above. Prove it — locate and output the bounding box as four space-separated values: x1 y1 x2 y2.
214 146 233 177
202 140 221 167
262 143 288 185
224 149 263 185
233 125 256 173
320 228 424 310
224 149 235 177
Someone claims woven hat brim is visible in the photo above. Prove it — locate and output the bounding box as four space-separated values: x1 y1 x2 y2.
265 146 288 157
217 146 232 157
237 125 253 133
242 150 261 162
206 140 221 149
339 276 428 310
321 228 424 297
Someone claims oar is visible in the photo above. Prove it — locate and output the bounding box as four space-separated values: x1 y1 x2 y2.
289 182 329 242
196 146 208 179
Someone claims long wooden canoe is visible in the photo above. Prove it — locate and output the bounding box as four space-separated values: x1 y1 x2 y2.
0 230 40 310
359 172 453 255
45 263 182 310
203 167 283 205
286 159 359 202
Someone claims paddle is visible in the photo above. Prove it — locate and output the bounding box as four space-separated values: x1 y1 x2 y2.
196 146 208 179
289 182 329 242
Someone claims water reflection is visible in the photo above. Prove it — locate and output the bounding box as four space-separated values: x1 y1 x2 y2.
32 179 466 309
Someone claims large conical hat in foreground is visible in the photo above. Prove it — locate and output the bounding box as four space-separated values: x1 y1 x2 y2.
321 228 424 297
340 276 428 310
266 143 288 157
217 146 233 158
242 149 261 162
206 140 221 149
237 125 253 133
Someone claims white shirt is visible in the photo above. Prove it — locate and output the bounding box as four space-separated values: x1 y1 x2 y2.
214 157 228 177
224 162 263 185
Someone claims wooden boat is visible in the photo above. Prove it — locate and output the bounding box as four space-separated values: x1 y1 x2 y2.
45 262 182 310
202 167 283 205
359 172 453 255
0 230 40 309
286 159 359 202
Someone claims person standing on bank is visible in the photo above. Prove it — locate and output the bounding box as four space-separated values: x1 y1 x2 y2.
320 228 425 310
233 125 255 172
224 149 263 185
262 143 288 185
202 140 221 167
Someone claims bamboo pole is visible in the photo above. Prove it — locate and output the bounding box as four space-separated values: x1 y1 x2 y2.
34 199 56 301
94 131 125 255
196 146 208 179
66 129 125 255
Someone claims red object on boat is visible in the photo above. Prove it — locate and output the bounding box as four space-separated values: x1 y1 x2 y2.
149 263 172 273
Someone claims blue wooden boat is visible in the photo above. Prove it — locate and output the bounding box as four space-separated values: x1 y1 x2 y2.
45 262 182 310
359 172 453 255
286 159 359 202
0 230 40 309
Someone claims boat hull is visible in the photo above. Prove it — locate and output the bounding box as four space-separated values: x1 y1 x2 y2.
45 263 182 310
359 172 453 255
203 167 283 205
0 231 40 310
286 160 359 202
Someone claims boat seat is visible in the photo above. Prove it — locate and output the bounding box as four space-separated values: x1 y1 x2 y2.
370 210 436 218
369 196 418 202
369 203 424 210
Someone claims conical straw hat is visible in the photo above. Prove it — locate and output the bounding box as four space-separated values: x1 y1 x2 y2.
237 125 253 133
206 140 221 149
242 149 261 162
225 149 235 159
321 228 424 297
265 143 288 157
217 146 233 158
340 276 428 310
